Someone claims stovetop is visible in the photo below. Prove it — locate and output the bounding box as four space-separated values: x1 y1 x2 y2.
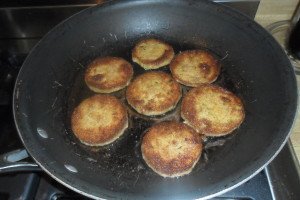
0 51 299 199
0 1 300 200
0 52 274 200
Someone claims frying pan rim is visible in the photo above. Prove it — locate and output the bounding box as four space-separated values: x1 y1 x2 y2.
12 0 299 199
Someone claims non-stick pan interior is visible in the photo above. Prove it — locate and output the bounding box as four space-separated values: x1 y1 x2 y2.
14 0 297 199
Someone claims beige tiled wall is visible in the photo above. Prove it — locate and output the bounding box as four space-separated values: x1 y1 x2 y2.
255 0 299 26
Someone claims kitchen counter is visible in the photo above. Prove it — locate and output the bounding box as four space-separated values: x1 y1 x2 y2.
255 0 300 161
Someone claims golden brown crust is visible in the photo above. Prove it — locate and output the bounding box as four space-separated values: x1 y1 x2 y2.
85 57 133 93
170 50 220 87
181 84 245 136
132 38 175 70
71 95 128 146
126 71 181 116
141 121 202 177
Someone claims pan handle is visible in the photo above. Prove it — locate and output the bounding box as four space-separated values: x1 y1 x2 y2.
0 149 41 173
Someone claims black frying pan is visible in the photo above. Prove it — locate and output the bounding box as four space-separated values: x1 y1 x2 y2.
11 0 298 199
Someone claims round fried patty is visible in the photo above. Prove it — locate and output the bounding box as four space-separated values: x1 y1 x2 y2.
181 84 245 136
85 57 133 93
170 50 220 87
141 121 202 177
132 38 174 70
71 95 128 146
126 71 181 116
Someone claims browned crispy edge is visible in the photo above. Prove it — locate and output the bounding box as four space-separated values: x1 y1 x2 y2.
170 50 220 87
181 84 245 136
132 38 175 68
85 57 133 91
71 95 128 145
126 71 182 115
141 121 202 177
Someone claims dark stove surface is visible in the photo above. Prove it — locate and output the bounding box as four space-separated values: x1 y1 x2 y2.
0 1 300 199
0 48 287 200
0 52 273 200
0 47 274 200
0 52 26 155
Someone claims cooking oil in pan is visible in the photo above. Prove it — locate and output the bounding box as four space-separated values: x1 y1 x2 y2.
63 41 245 181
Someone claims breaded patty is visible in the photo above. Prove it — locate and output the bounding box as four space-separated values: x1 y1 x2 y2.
71 95 128 146
126 71 181 116
132 38 174 70
85 57 133 93
141 121 202 178
181 85 245 136
170 50 220 87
